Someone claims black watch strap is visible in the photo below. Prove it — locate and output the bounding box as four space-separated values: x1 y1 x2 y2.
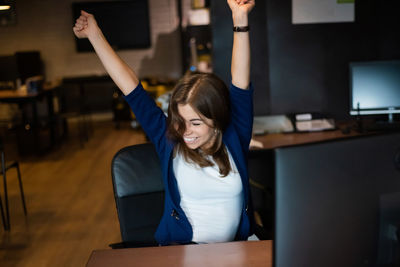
233 26 250 32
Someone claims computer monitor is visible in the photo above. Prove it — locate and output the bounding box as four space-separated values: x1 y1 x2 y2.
0 55 19 90
72 0 151 52
275 133 400 266
350 60 400 122
15 51 44 84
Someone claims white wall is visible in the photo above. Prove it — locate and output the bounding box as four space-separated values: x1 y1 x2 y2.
0 0 182 82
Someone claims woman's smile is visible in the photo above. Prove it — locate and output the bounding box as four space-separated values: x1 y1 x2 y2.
183 136 198 144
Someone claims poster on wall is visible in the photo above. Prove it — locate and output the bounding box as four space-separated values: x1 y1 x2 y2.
292 0 354 24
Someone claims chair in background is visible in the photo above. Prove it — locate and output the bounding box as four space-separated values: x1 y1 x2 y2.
0 138 27 230
0 176 6 230
110 143 164 248
57 80 92 147
111 87 134 129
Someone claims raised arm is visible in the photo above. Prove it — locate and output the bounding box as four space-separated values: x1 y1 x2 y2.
73 10 139 95
227 0 255 89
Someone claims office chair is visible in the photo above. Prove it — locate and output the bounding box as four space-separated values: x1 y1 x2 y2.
110 143 164 248
0 138 27 230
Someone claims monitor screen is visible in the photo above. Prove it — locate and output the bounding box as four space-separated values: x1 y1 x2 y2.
350 60 400 115
72 0 151 52
15 51 43 84
0 55 19 90
0 55 19 81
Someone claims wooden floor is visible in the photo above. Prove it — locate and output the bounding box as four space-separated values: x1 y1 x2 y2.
0 121 147 267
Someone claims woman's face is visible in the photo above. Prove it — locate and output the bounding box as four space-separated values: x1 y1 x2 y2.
177 104 216 150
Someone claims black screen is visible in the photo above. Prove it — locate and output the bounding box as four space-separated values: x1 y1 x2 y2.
72 0 151 52
350 60 400 114
0 55 19 87
15 51 43 83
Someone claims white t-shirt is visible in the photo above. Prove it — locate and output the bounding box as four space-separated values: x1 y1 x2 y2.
173 149 243 243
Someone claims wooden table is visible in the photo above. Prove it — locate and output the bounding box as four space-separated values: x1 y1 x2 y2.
86 240 272 267
0 81 58 100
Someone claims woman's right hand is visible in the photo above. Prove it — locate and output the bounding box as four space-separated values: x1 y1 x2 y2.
73 10 100 39
72 10 139 95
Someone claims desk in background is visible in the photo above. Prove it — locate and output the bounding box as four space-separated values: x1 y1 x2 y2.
0 82 60 155
252 123 364 150
87 240 272 267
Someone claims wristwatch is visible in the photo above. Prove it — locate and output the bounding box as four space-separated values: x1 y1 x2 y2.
233 26 250 32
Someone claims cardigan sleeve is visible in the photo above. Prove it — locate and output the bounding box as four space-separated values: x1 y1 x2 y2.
229 83 254 150
124 83 167 151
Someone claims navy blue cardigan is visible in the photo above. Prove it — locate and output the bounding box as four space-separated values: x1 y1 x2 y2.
124 82 254 245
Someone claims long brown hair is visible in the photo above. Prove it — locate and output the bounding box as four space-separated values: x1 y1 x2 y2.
167 73 231 177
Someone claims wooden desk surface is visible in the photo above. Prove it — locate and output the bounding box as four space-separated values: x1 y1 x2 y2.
0 82 59 100
253 127 365 150
86 240 272 267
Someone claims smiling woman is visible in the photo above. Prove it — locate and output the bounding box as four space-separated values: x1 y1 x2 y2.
73 0 256 245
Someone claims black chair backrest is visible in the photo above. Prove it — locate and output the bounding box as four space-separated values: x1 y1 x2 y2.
111 143 164 247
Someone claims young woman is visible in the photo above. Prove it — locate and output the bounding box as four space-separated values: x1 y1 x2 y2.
73 0 255 245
